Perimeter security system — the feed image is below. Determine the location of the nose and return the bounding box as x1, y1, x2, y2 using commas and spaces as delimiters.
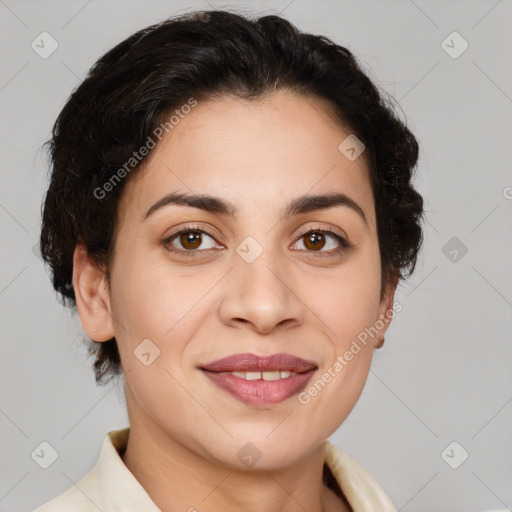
217, 251, 305, 335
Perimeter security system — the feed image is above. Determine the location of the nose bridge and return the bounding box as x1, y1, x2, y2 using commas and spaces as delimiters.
236, 236, 288, 306
218, 234, 303, 333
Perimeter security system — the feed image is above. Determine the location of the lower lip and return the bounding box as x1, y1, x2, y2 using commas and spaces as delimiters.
202, 370, 316, 406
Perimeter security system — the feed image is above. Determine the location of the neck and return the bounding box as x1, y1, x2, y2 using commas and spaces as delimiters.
121, 393, 350, 512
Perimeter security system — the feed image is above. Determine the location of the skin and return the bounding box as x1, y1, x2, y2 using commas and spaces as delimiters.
73, 90, 397, 512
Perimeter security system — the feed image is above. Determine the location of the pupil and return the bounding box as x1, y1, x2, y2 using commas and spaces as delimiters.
182, 231, 201, 248
307, 232, 324, 250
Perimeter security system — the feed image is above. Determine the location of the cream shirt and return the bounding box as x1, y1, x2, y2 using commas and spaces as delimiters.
34, 427, 397, 511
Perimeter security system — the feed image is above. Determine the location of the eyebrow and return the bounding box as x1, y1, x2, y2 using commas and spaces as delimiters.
142, 191, 368, 227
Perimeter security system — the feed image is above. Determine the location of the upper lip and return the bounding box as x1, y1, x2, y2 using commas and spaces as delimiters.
200, 353, 318, 373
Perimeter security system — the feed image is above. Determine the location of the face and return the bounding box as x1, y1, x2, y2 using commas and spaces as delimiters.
74, 90, 396, 470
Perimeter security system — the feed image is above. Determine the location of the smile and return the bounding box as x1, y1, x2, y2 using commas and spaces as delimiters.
217, 370, 297, 380
202, 368, 316, 406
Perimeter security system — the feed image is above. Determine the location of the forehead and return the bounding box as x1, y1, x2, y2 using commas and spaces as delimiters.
118, 91, 375, 229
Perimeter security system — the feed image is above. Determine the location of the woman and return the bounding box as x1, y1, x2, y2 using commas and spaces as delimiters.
35, 9, 424, 511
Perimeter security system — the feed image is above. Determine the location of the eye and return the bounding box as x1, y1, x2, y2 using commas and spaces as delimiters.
162, 225, 350, 259
292, 228, 350, 255
162, 226, 223, 257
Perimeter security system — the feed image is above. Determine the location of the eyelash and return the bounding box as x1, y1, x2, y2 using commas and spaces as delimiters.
162, 225, 350, 258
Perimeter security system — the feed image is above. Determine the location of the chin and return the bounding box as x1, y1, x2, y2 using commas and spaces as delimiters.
206, 433, 316, 472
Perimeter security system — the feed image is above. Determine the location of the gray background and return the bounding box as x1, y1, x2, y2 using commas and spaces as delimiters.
1, 0, 511, 511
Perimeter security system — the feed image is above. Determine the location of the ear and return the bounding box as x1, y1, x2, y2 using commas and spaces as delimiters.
374, 274, 399, 349
72, 243, 115, 342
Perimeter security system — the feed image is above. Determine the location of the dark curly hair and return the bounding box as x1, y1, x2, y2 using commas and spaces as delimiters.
39, 9, 424, 385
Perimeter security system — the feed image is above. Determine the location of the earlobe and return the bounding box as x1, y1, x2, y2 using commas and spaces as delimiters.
72, 244, 115, 342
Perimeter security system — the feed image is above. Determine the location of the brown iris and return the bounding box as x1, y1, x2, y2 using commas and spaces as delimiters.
303, 232, 326, 251
179, 231, 202, 250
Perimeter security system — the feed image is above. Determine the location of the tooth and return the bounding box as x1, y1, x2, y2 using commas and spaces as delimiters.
215, 370, 300, 380
262, 371, 281, 381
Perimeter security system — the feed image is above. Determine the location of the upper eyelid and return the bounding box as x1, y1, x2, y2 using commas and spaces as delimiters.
167, 225, 221, 242
296, 224, 346, 239
165, 225, 347, 248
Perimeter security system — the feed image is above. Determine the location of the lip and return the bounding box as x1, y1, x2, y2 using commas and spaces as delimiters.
200, 352, 318, 406
200, 352, 318, 373
202, 369, 316, 406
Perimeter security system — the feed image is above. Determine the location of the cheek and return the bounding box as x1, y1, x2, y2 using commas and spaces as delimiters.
109, 267, 200, 423
110, 254, 202, 340
297, 245, 381, 407
306, 249, 382, 345
108, 258, 215, 393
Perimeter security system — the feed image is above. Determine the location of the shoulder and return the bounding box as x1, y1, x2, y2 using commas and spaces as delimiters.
33, 428, 141, 512
33, 490, 95, 512
324, 440, 397, 512
33, 442, 113, 512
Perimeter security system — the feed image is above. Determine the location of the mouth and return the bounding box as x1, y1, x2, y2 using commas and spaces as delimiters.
199, 352, 318, 406
200, 352, 318, 373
